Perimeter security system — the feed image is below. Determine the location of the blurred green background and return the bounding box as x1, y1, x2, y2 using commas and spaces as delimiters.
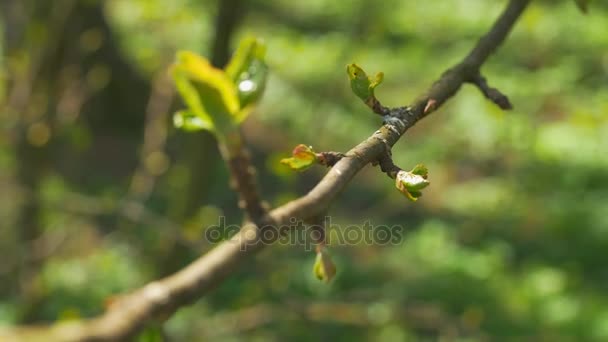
1, 0, 607, 340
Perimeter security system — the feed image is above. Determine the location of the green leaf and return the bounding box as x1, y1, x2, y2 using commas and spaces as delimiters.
398, 170, 429, 191
313, 248, 336, 283
395, 166, 430, 202
280, 144, 318, 171
574, 0, 589, 13
346, 63, 384, 101
171, 51, 240, 135
411, 164, 429, 178
173, 110, 213, 131
225, 37, 268, 119
225, 37, 266, 81
370, 71, 384, 91
171, 68, 214, 132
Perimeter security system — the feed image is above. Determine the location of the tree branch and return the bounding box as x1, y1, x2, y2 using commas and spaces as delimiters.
0, 0, 531, 340
469, 73, 513, 110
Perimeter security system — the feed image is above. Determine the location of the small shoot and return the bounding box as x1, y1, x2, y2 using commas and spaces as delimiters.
171, 51, 239, 136
281, 144, 318, 171
313, 247, 337, 283
173, 110, 213, 132
225, 37, 268, 120
347, 63, 384, 110
395, 164, 430, 202
171, 37, 268, 139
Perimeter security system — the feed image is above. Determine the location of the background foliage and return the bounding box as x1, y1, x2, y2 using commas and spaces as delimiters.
1, 0, 607, 340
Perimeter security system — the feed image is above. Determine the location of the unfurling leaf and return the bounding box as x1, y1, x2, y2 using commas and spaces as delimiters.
281, 144, 318, 171
346, 63, 384, 102
225, 37, 268, 121
313, 248, 336, 283
574, 0, 589, 13
225, 37, 266, 81
173, 110, 213, 131
171, 51, 240, 135
171, 38, 269, 136
410, 164, 429, 177
395, 165, 430, 202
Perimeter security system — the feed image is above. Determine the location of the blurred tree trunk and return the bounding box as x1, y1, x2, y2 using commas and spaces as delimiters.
173, 0, 245, 220
2, 0, 150, 323
2, 0, 71, 322
4, 0, 247, 319
163, 0, 246, 275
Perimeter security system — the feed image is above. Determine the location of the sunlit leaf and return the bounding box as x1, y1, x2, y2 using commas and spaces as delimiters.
346, 63, 384, 101
173, 110, 213, 131
398, 170, 429, 191
370, 71, 384, 91
171, 68, 214, 131
280, 144, 318, 171
395, 165, 430, 202
225, 37, 268, 121
411, 164, 429, 178
313, 248, 336, 283
171, 51, 240, 134
225, 37, 266, 81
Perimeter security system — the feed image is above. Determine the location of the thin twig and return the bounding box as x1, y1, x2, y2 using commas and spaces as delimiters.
469, 73, 513, 109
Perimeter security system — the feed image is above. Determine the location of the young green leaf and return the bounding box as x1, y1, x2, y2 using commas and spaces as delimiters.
225, 37, 266, 81
346, 63, 384, 101
410, 164, 429, 178
225, 37, 268, 116
280, 144, 318, 171
171, 68, 214, 132
173, 110, 213, 131
395, 165, 430, 202
171, 51, 240, 135
313, 248, 336, 283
